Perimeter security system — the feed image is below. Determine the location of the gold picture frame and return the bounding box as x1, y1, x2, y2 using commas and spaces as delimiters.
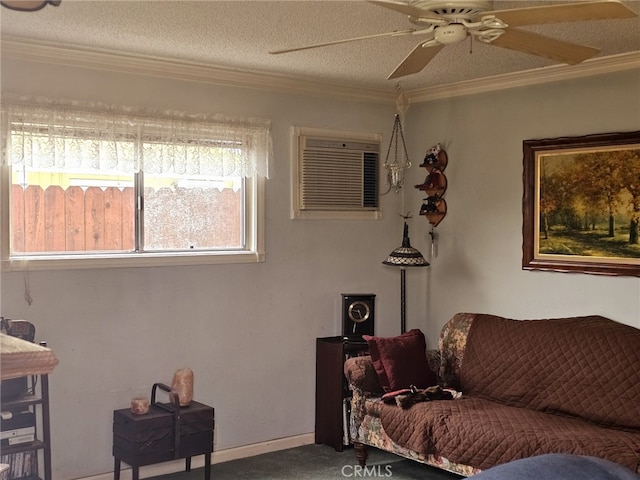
522, 131, 640, 277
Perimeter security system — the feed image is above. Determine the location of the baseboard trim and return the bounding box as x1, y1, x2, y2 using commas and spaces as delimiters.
82, 433, 315, 480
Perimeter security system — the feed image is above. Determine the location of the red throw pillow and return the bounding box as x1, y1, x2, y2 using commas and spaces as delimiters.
363, 329, 436, 392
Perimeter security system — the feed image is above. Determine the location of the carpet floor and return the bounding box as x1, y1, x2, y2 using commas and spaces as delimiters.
151, 444, 463, 480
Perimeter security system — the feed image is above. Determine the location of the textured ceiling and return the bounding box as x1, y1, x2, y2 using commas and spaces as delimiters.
1, 0, 639, 94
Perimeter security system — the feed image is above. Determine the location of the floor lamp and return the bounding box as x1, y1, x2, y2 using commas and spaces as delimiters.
383, 222, 429, 334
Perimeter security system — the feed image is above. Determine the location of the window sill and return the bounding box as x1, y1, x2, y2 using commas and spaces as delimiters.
2, 251, 265, 272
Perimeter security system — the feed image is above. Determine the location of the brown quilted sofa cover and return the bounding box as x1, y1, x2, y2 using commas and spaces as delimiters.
344, 313, 640, 475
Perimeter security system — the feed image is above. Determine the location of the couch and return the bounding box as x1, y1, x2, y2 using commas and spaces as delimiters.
343, 313, 640, 476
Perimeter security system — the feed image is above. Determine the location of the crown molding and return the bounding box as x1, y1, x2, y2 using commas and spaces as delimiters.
1, 37, 638, 106
0, 37, 396, 104
406, 51, 640, 103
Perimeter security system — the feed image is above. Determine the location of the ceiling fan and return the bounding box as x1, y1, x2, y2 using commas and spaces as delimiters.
269, 0, 637, 80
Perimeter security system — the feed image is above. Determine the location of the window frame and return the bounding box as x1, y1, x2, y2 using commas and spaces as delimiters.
1, 143, 265, 273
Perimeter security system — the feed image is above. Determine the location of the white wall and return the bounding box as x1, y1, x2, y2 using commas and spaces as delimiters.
0, 58, 408, 479
404, 69, 640, 344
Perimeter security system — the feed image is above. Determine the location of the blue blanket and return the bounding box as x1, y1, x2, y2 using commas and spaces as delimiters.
471, 454, 639, 480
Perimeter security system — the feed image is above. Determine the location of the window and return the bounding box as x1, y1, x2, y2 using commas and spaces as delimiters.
1, 98, 271, 270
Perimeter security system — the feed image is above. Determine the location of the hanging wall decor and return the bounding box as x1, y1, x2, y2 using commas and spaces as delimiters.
415, 143, 448, 258
415, 143, 448, 227
522, 131, 640, 277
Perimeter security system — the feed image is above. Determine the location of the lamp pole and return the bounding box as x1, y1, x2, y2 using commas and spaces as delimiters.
400, 267, 406, 334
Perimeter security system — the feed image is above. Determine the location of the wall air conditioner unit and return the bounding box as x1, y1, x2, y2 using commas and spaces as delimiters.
292, 127, 381, 220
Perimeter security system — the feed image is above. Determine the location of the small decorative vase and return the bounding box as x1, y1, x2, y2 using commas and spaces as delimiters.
171, 368, 194, 406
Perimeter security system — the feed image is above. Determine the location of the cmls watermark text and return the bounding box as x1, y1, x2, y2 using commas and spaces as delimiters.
341, 465, 394, 477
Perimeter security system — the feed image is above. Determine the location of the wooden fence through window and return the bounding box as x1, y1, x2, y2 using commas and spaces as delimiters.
11, 185, 135, 253
11, 185, 241, 253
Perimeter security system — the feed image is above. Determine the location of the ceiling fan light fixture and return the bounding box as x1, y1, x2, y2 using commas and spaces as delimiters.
434, 23, 467, 44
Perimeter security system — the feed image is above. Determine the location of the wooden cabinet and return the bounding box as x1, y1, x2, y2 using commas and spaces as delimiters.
315, 337, 368, 451
112, 385, 214, 480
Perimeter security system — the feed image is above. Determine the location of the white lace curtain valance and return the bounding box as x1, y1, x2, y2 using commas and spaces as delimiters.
2, 96, 272, 178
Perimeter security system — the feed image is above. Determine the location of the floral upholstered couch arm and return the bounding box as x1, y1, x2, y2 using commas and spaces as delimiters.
437, 313, 477, 389
343, 355, 382, 429
344, 355, 383, 394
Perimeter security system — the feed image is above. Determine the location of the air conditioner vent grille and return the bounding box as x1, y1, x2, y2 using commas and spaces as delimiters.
292, 130, 381, 219
298, 138, 379, 212
302, 149, 364, 209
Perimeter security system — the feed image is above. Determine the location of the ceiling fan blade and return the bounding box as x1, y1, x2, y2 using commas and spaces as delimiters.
368, 0, 442, 21
490, 28, 600, 65
486, 0, 637, 27
387, 42, 445, 79
269, 29, 416, 54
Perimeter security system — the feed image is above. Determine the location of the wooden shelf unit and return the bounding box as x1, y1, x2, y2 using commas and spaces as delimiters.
315, 337, 368, 451
1, 374, 52, 480
1, 330, 57, 480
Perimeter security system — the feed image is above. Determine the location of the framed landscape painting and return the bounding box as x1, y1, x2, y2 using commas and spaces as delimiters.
522, 131, 640, 277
